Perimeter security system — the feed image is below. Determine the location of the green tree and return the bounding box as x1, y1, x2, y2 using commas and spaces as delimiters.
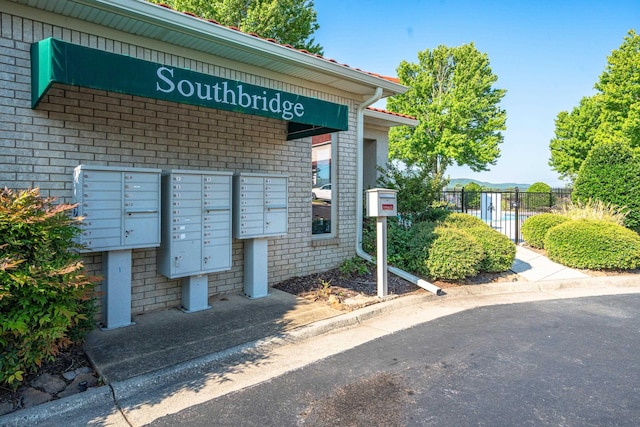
147, 0, 322, 54
549, 95, 603, 181
550, 30, 640, 181
527, 182, 551, 193
387, 43, 507, 176
573, 141, 640, 232
463, 181, 482, 210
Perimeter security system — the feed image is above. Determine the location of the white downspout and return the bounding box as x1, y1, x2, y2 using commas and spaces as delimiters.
355, 89, 443, 296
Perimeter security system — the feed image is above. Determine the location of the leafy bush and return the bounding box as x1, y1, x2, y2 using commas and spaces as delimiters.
465, 225, 516, 272
376, 161, 448, 221
339, 257, 369, 277
573, 141, 640, 232
364, 212, 515, 280
521, 213, 571, 249
362, 217, 424, 270
405, 221, 438, 274
422, 227, 484, 280
0, 188, 97, 388
544, 219, 640, 269
441, 213, 515, 272
441, 212, 487, 228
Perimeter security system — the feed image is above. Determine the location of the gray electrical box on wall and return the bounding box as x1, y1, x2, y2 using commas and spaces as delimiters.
157, 170, 233, 279
73, 165, 161, 252
233, 173, 288, 239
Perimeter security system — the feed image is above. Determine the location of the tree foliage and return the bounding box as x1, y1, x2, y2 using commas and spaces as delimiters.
147, 0, 322, 54
572, 141, 640, 232
549, 30, 640, 181
387, 43, 507, 175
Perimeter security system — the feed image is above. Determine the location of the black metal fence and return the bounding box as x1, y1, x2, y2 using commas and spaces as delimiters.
439, 188, 572, 243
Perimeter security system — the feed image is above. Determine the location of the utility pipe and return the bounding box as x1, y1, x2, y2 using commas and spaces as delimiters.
354, 88, 443, 296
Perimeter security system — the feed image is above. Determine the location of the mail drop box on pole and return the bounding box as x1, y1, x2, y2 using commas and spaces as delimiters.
73, 165, 161, 252
157, 170, 233, 278
366, 188, 398, 217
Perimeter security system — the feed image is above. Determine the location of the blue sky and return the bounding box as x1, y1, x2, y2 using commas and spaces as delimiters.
313, 0, 640, 187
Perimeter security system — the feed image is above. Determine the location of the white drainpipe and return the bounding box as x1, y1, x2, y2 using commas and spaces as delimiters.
355, 88, 443, 296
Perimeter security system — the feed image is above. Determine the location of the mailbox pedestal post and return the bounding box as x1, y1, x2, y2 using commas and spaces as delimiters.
366, 188, 398, 298
376, 216, 388, 297
102, 249, 133, 329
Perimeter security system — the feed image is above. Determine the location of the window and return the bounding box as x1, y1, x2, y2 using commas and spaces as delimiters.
311, 134, 335, 235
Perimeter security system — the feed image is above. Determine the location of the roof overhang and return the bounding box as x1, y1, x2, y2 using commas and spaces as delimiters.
364, 108, 418, 128
7, 0, 407, 100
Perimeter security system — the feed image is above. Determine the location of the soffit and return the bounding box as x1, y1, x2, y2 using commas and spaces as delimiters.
8, 0, 406, 98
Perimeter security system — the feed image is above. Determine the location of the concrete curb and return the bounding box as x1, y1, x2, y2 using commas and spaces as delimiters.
3, 274, 640, 426
0, 386, 114, 427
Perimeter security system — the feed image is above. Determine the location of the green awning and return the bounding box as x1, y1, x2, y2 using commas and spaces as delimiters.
31, 38, 348, 139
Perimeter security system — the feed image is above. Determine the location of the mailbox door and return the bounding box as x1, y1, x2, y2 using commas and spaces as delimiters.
76, 169, 122, 251
171, 239, 202, 276
122, 172, 160, 247
202, 173, 232, 272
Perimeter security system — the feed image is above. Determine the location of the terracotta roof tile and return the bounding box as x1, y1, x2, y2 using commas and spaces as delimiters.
366, 107, 415, 120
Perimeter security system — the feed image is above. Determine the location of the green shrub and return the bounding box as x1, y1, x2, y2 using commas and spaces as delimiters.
405, 221, 438, 274
441, 213, 515, 272
0, 188, 97, 388
376, 161, 448, 221
339, 257, 369, 277
573, 141, 640, 232
422, 227, 484, 280
521, 213, 571, 249
544, 219, 640, 269
465, 226, 516, 272
365, 212, 514, 280
441, 212, 487, 228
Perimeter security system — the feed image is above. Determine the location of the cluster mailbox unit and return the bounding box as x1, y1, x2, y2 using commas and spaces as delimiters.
72, 166, 288, 327
157, 170, 233, 312
233, 173, 288, 298
73, 165, 161, 329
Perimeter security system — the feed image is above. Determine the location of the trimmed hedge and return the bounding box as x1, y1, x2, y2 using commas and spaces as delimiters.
544, 219, 640, 269
465, 225, 516, 272
441, 212, 487, 228
364, 212, 516, 281
521, 213, 571, 249
442, 213, 515, 272
423, 226, 484, 280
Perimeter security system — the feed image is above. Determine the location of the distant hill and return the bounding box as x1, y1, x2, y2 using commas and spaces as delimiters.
447, 178, 530, 190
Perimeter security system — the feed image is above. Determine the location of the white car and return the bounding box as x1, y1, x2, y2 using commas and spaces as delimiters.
312, 183, 331, 201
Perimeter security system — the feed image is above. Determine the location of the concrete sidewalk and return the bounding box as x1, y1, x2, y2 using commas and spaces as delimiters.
512, 245, 590, 282
2, 247, 639, 426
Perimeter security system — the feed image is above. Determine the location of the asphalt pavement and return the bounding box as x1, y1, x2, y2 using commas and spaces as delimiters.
2, 246, 639, 426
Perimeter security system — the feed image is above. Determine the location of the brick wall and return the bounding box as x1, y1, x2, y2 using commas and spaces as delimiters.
0, 10, 359, 316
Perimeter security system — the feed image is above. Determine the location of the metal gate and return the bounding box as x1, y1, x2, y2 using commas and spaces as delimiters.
439, 188, 572, 243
